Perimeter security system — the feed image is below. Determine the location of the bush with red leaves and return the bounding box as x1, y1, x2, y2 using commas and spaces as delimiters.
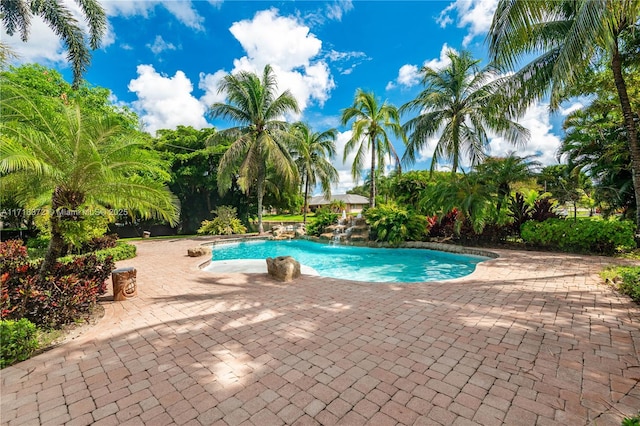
1, 240, 113, 329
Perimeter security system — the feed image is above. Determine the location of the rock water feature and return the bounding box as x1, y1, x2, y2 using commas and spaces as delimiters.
320, 215, 369, 243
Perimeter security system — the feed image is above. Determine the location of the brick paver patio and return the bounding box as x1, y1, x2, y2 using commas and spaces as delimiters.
1, 238, 639, 425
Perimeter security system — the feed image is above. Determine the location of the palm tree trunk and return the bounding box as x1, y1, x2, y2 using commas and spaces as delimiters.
40, 213, 64, 277
370, 140, 376, 208
303, 174, 310, 224
257, 167, 265, 234
611, 43, 640, 231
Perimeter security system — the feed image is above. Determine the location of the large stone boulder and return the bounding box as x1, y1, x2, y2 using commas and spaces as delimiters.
187, 247, 210, 257
295, 225, 306, 237
266, 256, 301, 282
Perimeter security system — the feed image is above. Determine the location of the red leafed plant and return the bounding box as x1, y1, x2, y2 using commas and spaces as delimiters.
1, 240, 114, 329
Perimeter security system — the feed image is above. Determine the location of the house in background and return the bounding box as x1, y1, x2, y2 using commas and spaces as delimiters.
308, 194, 369, 213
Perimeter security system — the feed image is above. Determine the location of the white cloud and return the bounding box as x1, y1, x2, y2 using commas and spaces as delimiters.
127, 9, 339, 135
103, 1, 204, 31
230, 9, 321, 71
559, 102, 584, 116
326, 49, 369, 75
147, 35, 178, 55
198, 70, 229, 106
128, 65, 210, 135
423, 44, 457, 70
437, 0, 499, 46
387, 44, 456, 90
228, 9, 335, 112
325, 0, 354, 21
304, 0, 354, 26
2, 18, 66, 67
331, 130, 361, 194
487, 102, 561, 165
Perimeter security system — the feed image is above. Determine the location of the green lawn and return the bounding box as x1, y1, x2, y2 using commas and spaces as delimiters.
262, 214, 310, 222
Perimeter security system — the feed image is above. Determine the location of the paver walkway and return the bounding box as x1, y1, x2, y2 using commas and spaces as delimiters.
1, 238, 639, 426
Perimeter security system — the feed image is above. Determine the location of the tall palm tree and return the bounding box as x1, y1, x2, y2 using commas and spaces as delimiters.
488, 0, 640, 228
1, 0, 106, 88
341, 89, 404, 208
0, 84, 180, 275
291, 122, 338, 223
209, 65, 300, 234
401, 50, 529, 174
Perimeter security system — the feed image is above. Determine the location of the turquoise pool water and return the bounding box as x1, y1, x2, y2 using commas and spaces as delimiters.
210, 239, 488, 283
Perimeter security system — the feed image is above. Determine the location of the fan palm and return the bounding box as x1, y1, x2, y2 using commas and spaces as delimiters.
488, 0, 640, 228
1, 0, 106, 88
401, 50, 528, 174
0, 84, 179, 275
290, 122, 338, 223
341, 90, 404, 208
209, 65, 300, 234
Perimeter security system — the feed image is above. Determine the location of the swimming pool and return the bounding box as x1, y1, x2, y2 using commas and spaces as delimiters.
207, 239, 489, 283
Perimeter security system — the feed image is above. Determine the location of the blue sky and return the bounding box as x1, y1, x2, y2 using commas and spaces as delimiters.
4, 0, 579, 193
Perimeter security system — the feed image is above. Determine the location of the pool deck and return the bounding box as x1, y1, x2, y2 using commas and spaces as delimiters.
1, 237, 639, 426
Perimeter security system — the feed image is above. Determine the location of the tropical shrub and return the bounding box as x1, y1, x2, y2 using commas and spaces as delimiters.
0, 318, 39, 368
531, 197, 558, 222
198, 206, 247, 235
81, 234, 118, 253
307, 207, 338, 236
602, 266, 640, 304
365, 204, 427, 245
1, 240, 114, 328
521, 218, 636, 254
508, 193, 532, 235
58, 241, 136, 263
427, 210, 462, 239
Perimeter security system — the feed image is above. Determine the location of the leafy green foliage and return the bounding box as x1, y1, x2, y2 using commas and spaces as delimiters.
210, 65, 300, 233
59, 242, 136, 263
341, 89, 404, 208
1, 240, 114, 328
152, 126, 236, 233
306, 208, 338, 237
92, 243, 136, 262
617, 268, 640, 303
401, 50, 528, 173
1, 76, 179, 273
621, 413, 640, 426
521, 219, 636, 255
0, 1, 106, 88
0, 318, 39, 368
198, 206, 247, 236
602, 265, 640, 305
365, 204, 427, 245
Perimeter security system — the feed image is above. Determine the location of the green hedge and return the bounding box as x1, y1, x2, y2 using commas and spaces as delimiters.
0, 319, 39, 368
521, 218, 636, 255
58, 241, 136, 263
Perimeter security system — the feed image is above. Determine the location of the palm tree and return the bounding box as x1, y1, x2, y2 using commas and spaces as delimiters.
208, 65, 300, 234
341, 89, 404, 208
488, 0, 640, 228
1, 0, 106, 88
0, 84, 180, 275
401, 50, 529, 174
474, 153, 540, 214
290, 122, 338, 223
